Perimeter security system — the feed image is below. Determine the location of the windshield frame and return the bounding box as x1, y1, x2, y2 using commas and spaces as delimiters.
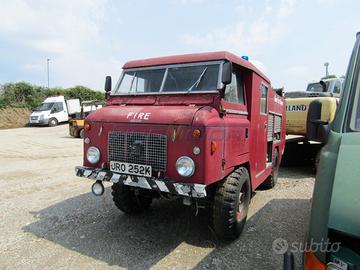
111, 60, 224, 96
306, 81, 331, 93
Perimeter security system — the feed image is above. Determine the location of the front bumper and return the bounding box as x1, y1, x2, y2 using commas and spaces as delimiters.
29, 118, 49, 125
75, 166, 207, 198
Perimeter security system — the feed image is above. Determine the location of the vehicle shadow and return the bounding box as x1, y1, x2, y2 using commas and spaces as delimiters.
279, 165, 315, 180
23, 188, 310, 269
194, 198, 310, 270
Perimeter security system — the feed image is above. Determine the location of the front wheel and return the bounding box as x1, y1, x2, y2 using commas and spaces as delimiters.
212, 166, 251, 240
48, 118, 58, 127
111, 183, 152, 214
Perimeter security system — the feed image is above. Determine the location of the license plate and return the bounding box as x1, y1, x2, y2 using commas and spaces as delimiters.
110, 161, 152, 177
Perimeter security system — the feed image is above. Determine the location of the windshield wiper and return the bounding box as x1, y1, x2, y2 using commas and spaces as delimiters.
187, 67, 208, 92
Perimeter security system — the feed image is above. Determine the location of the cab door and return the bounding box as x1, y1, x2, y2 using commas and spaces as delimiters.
51, 102, 68, 123
221, 69, 249, 168
256, 83, 269, 175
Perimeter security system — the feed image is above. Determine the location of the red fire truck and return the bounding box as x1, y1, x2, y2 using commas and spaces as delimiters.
75, 51, 286, 240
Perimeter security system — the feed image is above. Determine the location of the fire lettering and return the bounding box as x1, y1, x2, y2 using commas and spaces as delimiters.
126, 112, 151, 120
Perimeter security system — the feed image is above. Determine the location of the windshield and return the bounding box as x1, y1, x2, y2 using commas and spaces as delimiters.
306, 81, 330, 92
35, 102, 54, 111
114, 62, 221, 94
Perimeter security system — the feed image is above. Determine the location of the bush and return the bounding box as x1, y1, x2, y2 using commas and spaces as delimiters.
0, 82, 105, 109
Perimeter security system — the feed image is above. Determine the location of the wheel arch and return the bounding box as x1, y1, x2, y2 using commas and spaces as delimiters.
206, 162, 253, 197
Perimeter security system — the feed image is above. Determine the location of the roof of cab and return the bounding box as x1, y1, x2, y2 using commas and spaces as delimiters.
123, 51, 270, 83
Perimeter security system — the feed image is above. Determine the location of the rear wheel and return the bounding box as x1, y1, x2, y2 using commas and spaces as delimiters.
48, 118, 58, 127
111, 183, 152, 214
212, 166, 251, 240
260, 148, 280, 189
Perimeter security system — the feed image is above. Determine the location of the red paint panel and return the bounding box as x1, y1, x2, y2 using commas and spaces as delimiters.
86, 105, 202, 126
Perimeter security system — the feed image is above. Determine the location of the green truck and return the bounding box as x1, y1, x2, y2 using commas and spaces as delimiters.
285, 32, 360, 270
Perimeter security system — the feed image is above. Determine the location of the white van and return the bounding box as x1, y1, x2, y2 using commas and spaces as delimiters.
29, 96, 81, 127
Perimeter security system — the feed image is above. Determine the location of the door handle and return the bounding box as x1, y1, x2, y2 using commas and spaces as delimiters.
264, 122, 267, 128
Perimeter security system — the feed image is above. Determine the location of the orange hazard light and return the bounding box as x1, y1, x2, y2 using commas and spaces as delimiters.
84, 123, 91, 131
211, 141, 217, 154
192, 129, 201, 138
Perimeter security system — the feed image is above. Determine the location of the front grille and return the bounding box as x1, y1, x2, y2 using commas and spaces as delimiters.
31, 116, 39, 120
108, 132, 167, 172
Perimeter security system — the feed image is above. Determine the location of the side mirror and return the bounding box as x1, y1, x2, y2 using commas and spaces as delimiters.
105, 76, 112, 93
222, 62, 232, 85
320, 80, 327, 92
307, 100, 329, 143
274, 87, 284, 97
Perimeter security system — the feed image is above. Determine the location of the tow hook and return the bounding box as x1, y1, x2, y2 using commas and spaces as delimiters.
91, 181, 105, 196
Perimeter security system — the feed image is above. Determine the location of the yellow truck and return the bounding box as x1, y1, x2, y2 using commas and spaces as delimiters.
284, 76, 344, 168
69, 101, 104, 138
286, 77, 343, 135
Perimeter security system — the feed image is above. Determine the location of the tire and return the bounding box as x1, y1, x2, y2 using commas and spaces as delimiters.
260, 148, 280, 189
314, 149, 321, 173
48, 118, 58, 127
111, 183, 152, 214
213, 166, 251, 240
79, 129, 84, 139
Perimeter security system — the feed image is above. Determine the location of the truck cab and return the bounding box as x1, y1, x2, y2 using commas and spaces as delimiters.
283, 33, 360, 270
305, 76, 344, 97
29, 96, 80, 127
75, 51, 286, 239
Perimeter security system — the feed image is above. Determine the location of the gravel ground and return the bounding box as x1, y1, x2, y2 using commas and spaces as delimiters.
0, 125, 315, 270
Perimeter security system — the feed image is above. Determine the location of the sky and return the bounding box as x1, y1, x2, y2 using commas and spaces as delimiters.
0, 0, 359, 91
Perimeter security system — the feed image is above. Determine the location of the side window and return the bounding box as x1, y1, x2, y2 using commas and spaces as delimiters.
260, 84, 268, 114
54, 102, 63, 112
224, 72, 246, 105
333, 80, 341, 94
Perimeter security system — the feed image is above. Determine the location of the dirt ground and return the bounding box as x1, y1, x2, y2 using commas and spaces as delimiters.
0, 125, 315, 270
0, 107, 31, 129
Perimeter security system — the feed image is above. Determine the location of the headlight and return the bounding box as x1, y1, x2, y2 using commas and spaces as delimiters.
87, 146, 100, 164
176, 156, 195, 177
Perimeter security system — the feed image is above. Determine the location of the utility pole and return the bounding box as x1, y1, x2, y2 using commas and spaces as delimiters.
47, 58, 50, 88
324, 62, 329, 77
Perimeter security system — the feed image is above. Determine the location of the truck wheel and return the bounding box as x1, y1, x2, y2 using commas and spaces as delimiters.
79, 129, 84, 139
213, 166, 251, 240
111, 183, 152, 214
48, 118, 58, 127
261, 148, 280, 189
